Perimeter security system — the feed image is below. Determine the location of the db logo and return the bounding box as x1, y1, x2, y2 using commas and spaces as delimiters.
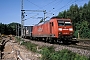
38, 27, 43, 32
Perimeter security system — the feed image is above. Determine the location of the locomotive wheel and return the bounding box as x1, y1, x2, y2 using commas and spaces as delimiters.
58, 40, 63, 44
45, 37, 49, 43
37, 37, 40, 41
44, 38, 47, 43
38, 37, 42, 41
57, 38, 64, 44
49, 37, 54, 44
30, 37, 33, 40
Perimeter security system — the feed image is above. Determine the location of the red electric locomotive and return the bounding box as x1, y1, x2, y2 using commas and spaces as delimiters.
32, 17, 74, 43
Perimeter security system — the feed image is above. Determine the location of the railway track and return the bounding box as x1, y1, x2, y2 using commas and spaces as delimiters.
68, 44, 90, 50
25, 38, 90, 50
63, 39, 90, 51
24, 38, 90, 57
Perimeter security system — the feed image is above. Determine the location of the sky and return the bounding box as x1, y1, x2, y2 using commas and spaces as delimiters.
0, 0, 89, 26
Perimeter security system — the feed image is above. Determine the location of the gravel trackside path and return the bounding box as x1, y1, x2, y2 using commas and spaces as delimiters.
2, 40, 41, 60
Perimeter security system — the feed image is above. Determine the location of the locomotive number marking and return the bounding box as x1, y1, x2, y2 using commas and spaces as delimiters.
63, 29, 68, 30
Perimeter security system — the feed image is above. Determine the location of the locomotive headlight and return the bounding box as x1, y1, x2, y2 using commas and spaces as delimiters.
70, 32, 73, 34
59, 32, 62, 34
58, 28, 62, 31
69, 28, 73, 31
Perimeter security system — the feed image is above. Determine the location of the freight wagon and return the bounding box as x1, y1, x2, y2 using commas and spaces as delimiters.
23, 26, 33, 39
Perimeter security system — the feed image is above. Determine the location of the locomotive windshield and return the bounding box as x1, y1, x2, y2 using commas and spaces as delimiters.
58, 20, 64, 26
58, 20, 72, 26
65, 21, 72, 26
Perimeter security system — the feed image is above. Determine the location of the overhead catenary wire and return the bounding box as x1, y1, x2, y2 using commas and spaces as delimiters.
26, 0, 42, 9
46, 0, 64, 17
24, 13, 39, 20
41, 0, 57, 9
50, 0, 81, 15
25, 0, 56, 17
50, 0, 63, 9
25, 0, 62, 14
26, 0, 59, 10
25, 0, 70, 23
51, 0, 73, 13
24, 0, 85, 25
25, 0, 86, 16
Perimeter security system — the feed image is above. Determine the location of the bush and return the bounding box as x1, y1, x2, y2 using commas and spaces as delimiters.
15, 37, 21, 42
40, 46, 55, 60
40, 48, 89, 60
73, 30, 78, 38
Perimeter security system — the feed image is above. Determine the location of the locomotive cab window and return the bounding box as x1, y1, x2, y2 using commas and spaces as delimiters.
58, 20, 64, 26
50, 22, 54, 26
52, 22, 53, 26
58, 20, 72, 26
65, 21, 72, 26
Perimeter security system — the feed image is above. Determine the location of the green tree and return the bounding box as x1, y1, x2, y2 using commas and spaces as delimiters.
0, 22, 21, 35
57, 1, 90, 39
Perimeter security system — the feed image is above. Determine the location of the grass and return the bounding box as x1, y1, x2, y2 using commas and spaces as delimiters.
21, 41, 37, 52
15, 37, 37, 52
15, 37, 21, 42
